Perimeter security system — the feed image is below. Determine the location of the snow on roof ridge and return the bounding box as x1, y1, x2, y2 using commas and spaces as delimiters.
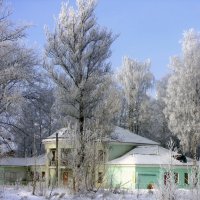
0, 154, 46, 166
111, 126, 159, 145
44, 126, 159, 145
107, 145, 193, 166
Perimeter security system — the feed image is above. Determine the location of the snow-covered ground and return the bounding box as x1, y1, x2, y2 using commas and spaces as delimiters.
0, 185, 196, 200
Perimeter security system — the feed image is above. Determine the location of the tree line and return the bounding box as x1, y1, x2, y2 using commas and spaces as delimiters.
0, 0, 199, 163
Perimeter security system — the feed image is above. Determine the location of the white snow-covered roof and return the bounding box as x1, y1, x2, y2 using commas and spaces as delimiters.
0, 154, 46, 166
43, 126, 159, 145
46, 128, 69, 139
109, 127, 159, 145
26, 154, 46, 166
108, 145, 193, 166
0, 157, 27, 166
42, 128, 72, 143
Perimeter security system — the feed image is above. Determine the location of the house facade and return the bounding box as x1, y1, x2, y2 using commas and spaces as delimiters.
106, 145, 193, 189
42, 126, 194, 189
0, 126, 195, 189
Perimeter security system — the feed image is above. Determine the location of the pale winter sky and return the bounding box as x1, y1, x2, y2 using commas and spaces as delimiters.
9, 0, 200, 80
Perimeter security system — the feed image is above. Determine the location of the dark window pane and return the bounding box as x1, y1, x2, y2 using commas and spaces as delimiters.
184, 173, 189, 184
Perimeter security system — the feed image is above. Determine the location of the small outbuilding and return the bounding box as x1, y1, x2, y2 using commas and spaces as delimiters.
0, 155, 46, 185
107, 145, 193, 189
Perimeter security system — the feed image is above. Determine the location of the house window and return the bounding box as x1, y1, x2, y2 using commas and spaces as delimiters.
61, 148, 72, 165
51, 149, 56, 161
0, 172, 3, 179
50, 149, 56, 166
98, 150, 104, 161
42, 171, 45, 179
5, 172, 16, 181
164, 172, 179, 185
5, 172, 9, 180
174, 173, 178, 184
164, 172, 169, 185
98, 172, 103, 183
35, 172, 40, 181
184, 173, 189, 184
30, 171, 34, 180
11, 172, 16, 180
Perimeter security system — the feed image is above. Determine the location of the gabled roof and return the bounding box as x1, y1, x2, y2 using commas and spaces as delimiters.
42, 128, 71, 143
0, 154, 46, 167
46, 128, 69, 139
27, 154, 46, 166
109, 127, 159, 145
43, 126, 159, 145
108, 145, 193, 166
0, 157, 27, 166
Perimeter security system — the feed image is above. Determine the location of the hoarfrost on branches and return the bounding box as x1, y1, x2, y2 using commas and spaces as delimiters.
117, 56, 154, 134
0, 0, 37, 156
44, 0, 116, 191
164, 29, 200, 157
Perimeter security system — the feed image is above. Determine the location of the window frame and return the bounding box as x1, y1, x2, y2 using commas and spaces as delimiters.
184, 172, 189, 185
98, 150, 104, 162
98, 172, 103, 183
164, 172, 179, 185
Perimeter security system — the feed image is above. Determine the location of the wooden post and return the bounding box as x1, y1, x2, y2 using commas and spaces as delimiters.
32, 133, 37, 195
56, 133, 59, 186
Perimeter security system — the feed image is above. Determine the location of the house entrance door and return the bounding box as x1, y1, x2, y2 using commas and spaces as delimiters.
63, 171, 68, 186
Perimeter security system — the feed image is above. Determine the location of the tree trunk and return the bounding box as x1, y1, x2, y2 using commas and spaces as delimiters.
79, 92, 85, 165
128, 104, 134, 132
192, 134, 197, 166
76, 91, 86, 191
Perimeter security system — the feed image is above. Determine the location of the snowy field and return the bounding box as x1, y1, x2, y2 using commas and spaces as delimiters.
0, 185, 196, 200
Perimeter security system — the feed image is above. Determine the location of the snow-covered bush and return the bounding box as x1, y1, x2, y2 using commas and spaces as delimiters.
155, 171, 178, 200
155, 139, 179, 200
188, 164, 200, 200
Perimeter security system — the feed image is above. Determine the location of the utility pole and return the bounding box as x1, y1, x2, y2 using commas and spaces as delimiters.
32, 133, 37, 195
56, 133, 58, 186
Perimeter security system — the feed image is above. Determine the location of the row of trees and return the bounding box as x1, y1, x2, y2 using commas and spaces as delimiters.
0, 0, 61, 157
0, 0, 199, 182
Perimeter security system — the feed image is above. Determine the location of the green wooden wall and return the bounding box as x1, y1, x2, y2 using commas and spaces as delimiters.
0, 165, 46, 185
108, 144, 134, 161
0, 166, 27, 185
106, 165, 136, 189
158, 167, 191, 189
106, 164, 193, 189
135, 166, 160, 189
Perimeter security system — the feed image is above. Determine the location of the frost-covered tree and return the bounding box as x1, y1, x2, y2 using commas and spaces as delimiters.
60, 124, 106, 191
14, 81, 58, 157
44, 0, 115, 132
92, 76, 121, 134
165, 29, 200, 158
117, 56, 154, 134
137, 97, 164, 141
149, 76, 173, 146
0, 0, 37, 156
189, 164, 200, 200
44, 0, 115, 191
155, 139, 179, 200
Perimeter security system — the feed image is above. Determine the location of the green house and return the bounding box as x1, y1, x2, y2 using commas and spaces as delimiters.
107, 145, 193, 189
42, 126, 194, 189
0, 126, 195, 189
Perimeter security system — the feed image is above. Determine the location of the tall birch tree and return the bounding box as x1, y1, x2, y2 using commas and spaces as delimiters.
165, 29, 200, 158
117, 56, 154, 134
